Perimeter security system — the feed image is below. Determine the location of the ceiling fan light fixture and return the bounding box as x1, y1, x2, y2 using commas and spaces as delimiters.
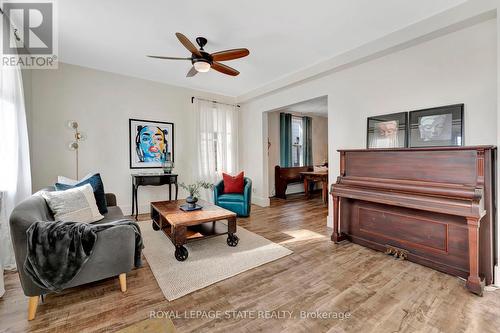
193, 60, 210, 73
148, 33, 248, 77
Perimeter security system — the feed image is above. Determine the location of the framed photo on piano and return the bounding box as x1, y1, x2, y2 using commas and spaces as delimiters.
367, 112, 408, 149
408, 104, 464, 148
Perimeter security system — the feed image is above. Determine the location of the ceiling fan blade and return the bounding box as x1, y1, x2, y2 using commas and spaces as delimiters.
147, 55, 192, 60
212, 61, 240, 76
211, 48, 250, 61
175, 32, 202, 57
186, 66, 198, 77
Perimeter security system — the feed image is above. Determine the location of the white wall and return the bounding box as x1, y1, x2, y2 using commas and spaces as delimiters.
267, 111, 328, 196
29, 63, 234, 214
240, 19, 497, 214
312, 115, 328, 165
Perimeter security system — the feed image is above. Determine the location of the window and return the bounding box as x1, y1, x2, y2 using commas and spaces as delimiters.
291, 116, 303, 166
196, 100, 238, 183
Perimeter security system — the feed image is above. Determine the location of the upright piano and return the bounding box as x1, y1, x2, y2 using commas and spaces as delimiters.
331, 146, 496, 295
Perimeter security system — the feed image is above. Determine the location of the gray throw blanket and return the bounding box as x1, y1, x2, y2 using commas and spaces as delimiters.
24, 219, 143, 292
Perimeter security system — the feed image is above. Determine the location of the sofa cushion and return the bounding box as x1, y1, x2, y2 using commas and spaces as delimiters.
57, 173, 94, 186
41, 184, 104, 223
94, 206, 125, 225
218, 193, 244, 202
55, 173, 108, 215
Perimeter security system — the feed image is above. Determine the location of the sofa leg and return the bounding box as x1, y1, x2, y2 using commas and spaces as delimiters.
28, 296, 39, 321
119, 273, 127, 292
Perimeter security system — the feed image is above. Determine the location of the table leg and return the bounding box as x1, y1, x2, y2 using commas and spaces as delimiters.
175, 182, 178, 200
227, 216, 239, 246
172, 225, 188, 261
131, 183, 135, 218
304, 177, 310, 199
169, 183, 172, 201
134, 186, 139, 220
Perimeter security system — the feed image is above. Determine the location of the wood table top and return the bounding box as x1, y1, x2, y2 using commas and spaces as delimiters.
150, 200, 236, 226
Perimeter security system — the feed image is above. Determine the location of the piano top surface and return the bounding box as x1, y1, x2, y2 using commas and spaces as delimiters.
337, 145, 495, 153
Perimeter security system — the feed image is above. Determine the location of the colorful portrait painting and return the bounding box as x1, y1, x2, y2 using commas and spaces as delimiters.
129, 119, 174, 168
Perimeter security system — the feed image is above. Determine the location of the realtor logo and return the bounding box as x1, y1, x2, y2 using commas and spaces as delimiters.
1, 0, 58, 68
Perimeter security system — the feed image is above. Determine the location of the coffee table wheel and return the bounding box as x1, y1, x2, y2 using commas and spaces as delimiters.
227, 234, 239, 247
152, 221, 160, 231
175, 246, 188, 261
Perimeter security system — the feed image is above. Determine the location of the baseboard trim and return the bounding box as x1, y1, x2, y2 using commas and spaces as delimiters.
253, 195, 270, 207
121, 204, 150, 217
327, 215, 333, 228
495, 265, 500, 286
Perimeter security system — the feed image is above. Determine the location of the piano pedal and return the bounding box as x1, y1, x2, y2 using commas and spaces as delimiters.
385, 245, 408, 260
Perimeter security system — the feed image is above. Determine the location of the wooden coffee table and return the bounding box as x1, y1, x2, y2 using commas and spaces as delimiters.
150, 200, 238, 261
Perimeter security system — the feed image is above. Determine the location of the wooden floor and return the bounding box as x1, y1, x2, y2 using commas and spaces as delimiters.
1, 194, 500, 333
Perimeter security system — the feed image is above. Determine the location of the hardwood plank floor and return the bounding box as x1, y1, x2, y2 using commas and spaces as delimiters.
1, 193, 500, 333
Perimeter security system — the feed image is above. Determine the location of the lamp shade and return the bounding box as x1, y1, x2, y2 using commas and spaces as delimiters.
67, 120, 78, 130
194, 61, 210, 73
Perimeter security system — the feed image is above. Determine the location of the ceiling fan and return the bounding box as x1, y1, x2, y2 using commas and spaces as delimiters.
147, 32, 250, 77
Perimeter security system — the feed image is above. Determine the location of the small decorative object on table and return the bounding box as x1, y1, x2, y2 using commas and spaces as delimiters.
162, 159, 174, 174
179, 181, 213, 211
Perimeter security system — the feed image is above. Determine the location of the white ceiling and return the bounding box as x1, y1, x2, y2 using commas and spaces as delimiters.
272, 96, 328, 117
59, 0, 466, 97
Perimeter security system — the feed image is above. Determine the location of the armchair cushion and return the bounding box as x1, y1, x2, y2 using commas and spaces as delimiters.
218, 193, 244, 202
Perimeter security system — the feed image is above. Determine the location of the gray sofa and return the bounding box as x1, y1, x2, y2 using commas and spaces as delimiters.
9, 188, 137, 320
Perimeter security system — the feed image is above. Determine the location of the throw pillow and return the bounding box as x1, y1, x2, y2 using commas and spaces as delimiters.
55, 173, 108, 214
223, 171, 245, 194
57, 173, 94, 186
42, 184, 104, 223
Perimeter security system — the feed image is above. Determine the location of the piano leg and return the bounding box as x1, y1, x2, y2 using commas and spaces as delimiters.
466, 217, 484, 296
331, 195, 346, 243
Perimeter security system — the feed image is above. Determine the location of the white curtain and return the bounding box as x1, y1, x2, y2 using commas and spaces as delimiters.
194, 99, 238, 199
0, 57, 32, 297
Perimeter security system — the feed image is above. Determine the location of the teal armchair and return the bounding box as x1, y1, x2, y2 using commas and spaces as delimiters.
214, 177, 252, 217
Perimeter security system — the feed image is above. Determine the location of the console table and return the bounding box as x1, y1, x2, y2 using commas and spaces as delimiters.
131, 173, 178, 220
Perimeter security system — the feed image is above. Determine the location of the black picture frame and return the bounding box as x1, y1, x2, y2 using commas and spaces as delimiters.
408, 104, 464, 148
366, 112, 408, 149
129, 118, 175, 169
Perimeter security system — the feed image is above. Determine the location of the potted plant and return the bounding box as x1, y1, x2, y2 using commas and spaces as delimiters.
179, 181, 214, 209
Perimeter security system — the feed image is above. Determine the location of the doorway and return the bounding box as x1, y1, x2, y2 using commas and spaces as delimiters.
264, 96, 328, 202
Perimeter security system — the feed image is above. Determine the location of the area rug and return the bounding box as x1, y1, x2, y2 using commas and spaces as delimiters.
139, 221, 293, 301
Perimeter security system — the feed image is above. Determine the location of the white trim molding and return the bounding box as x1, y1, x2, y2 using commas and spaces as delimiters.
495, 265, 500, 286
252, 195, 270, 207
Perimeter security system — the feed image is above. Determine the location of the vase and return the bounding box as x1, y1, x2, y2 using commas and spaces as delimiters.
186, 196, 198, 209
